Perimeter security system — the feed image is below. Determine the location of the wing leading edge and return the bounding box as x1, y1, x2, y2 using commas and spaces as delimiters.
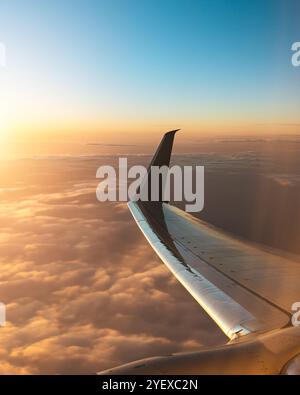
128, 131, 300, 340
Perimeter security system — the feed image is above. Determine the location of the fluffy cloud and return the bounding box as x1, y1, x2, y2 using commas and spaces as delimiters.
2, 140, 299, 374
0, 157, 224, 374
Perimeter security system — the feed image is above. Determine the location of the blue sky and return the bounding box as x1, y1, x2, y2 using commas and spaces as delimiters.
0, 0, 300, 144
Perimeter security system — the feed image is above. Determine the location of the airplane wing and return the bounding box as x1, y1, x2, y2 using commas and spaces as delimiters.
128, 130, 300, 341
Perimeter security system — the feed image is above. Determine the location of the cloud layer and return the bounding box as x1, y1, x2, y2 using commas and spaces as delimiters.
0, 157, 224, 374
1, 138, 300, 374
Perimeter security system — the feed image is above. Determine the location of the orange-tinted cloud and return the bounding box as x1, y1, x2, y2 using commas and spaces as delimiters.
0, 156, 224, 374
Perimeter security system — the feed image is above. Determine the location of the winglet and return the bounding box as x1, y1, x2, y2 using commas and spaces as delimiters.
148, 129, 180, 170
136, 130, 180, 203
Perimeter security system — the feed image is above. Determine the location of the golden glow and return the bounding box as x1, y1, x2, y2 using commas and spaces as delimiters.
1, 63, 300, 156
0, 110, 10, 154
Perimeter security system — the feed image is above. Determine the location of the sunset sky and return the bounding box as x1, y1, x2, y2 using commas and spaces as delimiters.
1, 1, 300, 374
0, 0, 300, 153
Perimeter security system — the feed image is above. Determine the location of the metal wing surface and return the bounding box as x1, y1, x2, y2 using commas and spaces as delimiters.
128, 131, 300, 340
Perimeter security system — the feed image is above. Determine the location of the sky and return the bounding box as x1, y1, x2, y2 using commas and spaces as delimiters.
0, 0, 300, 154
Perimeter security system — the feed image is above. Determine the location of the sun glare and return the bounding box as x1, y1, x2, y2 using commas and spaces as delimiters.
0, 119, 10, 154
0, 69, 13, 155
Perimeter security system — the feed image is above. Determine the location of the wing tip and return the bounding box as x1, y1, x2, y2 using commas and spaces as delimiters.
164, 129, 180, 136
